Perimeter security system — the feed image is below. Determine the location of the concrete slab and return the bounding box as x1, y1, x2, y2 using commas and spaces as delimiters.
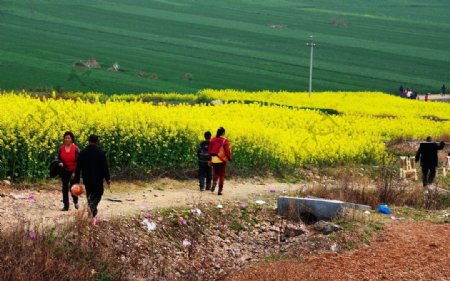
342, 202, 371, 211
277, 196, 372, 221
277, 196, 344, 221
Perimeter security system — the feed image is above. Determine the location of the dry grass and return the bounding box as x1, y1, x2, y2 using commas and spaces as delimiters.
0, 210, 123, 281
296, 159, 450, 210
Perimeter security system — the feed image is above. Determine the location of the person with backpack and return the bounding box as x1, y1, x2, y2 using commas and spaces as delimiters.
197, 131, 212, 191
208, 127, 232, 195
57, 131, 80, 211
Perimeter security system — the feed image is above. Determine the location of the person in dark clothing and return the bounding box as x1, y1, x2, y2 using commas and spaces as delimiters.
197, 131, 212, 191
442, 84, 446, 96
415, 136, 445, 187
75, 135, 111, 218
208, 127, 232, 195
58, 131, 80, 211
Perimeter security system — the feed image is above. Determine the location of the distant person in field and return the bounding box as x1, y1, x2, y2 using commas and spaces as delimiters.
208, 127, 232, 195
75, 135, 111, 220
442, 84, 446, 96
58, 131, 80, 211
425, 93, 429, 101
406, 89, 412, 98
197, 131, 212, 191
399, 85, 404, 95
415, 136, 445, 187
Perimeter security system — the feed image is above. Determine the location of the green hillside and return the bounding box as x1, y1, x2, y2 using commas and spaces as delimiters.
0, 0, 449, 94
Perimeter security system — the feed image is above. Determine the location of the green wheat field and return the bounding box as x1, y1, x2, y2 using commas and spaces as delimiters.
0, 0, 449, 94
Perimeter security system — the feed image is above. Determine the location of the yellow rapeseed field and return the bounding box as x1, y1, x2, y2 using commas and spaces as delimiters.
1, 91, 449, 180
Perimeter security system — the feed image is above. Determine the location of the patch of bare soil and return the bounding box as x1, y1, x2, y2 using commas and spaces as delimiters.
226, 221, 450, 281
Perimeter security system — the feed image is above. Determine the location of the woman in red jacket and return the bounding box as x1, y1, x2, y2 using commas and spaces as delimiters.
208, 127, 232, 195
58, 131, 80, 211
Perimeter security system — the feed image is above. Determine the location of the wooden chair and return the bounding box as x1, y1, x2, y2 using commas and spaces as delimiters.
437, 156, 450, 177
399, 156, 418, 180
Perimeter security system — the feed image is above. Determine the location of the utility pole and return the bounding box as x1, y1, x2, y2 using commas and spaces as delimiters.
307, 35, 315, 98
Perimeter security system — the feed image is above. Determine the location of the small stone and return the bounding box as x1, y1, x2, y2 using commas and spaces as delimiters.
269, 226, 280, 232
330, 243, 338, 252
9, 193, 26, 200
313, 221, 342, 235
283, 223, 307, 237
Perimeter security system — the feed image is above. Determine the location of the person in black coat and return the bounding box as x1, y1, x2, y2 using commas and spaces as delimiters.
415, 136, 445, 187
75, 135, 111, 218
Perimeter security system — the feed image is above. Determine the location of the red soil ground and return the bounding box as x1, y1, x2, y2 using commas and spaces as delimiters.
227, 221, 450, 281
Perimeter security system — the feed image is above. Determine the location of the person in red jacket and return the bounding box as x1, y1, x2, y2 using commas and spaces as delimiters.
58, 131, 80, 211
208, 127, 232, 195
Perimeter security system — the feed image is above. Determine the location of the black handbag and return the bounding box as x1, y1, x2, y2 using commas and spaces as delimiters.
49, 159, 63, 178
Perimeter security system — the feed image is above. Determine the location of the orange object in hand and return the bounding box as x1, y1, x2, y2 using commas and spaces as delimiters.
70, 184, 84, 196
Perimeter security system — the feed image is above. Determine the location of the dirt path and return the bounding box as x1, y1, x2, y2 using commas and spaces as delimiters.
0, 178, 301, 229
425, 94, 450, 102
226, 221, 450, 281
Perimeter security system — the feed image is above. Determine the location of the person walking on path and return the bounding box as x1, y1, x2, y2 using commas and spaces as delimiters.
75, 135, 111, 219
208, 127, 232, 195
58, 131, 80, 211
441, 84, 446, 96
197, 131, 212, 191
415, 136, 445, 187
